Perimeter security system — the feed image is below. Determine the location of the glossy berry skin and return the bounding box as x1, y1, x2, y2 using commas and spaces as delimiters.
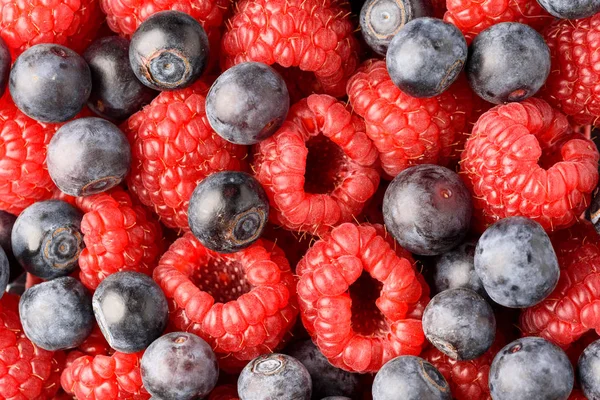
373, 356, 451, 400
489, 337, 574, 400
188, 171, 269, 254
578, 339, 600, 399
0, 247, 8, 297
386, 18, 467, 98
238, 353, 312, 400
0, 37, 9, 97
537, 0, 600, 19
383, 164, 472, 256
141, 332, 219, 400
360, 0, 432, 56
93, 271, 168, 353
84, 36, 158, 121
19, 276, 93, 351
206, 62, 290, 145
9, 44, 91, 122
12, 200, 84, 280
130, 11, 209, 91
0, 210, 20, 282
466, 23, 550, 104
433, 240, 486, 297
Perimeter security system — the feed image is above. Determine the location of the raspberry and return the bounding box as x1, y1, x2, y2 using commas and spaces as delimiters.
431, 0, 447, 18
221, 0, 359, 98
347, 60, 480, 178
569, 389, 588, 400
460, 98, 599, 233
124, 79, 248, 230
153, 232, 298, 371
208, 385, 239, 400
296, 222, 428, 373
253, 94, 380, 235
75, 325, 110, 357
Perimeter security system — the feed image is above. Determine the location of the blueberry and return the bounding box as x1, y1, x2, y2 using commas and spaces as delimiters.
386, 17, 467, 98
9, 44, 91, 122
188, 171, 269, 254
578, 339, 600, 399
372, 356, 451, 400
360, 0, 432, 56
321, 398, 351, 400
19, 276, 93, 350
130, 10, 209, 91
84, 36, 158, 121
0, 37, 10, 97
0, 247, 9, 297
466, 22, 550, 104
92, 271, 169, 353
238, 353, 312, 400
489, 337, 574, 400
0, 210, 22, 282
586, 192, 600, 234
474, 216, 559, 308
141, 332, 219, 400
286, 339, 360, 398
383, 164, 472, 256
432, 239, 486, 297
536, 0, 600, 19
11, 200, 84, 280
47, 117, 131, 196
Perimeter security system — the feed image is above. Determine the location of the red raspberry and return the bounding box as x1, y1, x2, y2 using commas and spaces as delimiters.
296, 222, 428, 373
347, 60, 480, 178
124, 79, 248, 230
253, 94, 380, 235
75, 325, 111, 357
153, 232, 298, 371
569, 390, 588, 400
209, 385, 239, 400
431, 0, 447, 18
460, 98, 599, 233
221, 0, 359, 98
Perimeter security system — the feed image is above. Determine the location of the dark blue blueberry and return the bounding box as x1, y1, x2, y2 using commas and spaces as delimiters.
383, 164, 472, 256
11, 200, 84, 280
0, 37, 10, 98
578, 339, 600, 399
188, 171, 269, 254
129, 10, 209, 91
432, 239, 486, 297
536, 0, 600, 19
286, 339, 360, 399
360, 0, 432, 56
0, 247, 9, 298
321, 398, 351, 400
238, 353, 312, 400
47, 117, 131, 196
0, 210, 22, 282
9, 44, 91, 122
19, 276, 93, 350
466, 22, 550, 104
386, 17, 467, 98
489, 337, 574, 400
586, 191, 600, 234
474, 216, 559, 308
92, 271, 168, 353
206, 62, 289, 145
84, 36, 158, 121
141, 332, 219, 400
372, 356, 451, 400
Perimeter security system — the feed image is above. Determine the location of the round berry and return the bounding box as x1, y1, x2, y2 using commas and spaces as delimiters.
238, 354, 312, 400
206, 62, 290, 145
386, 17, 467, 98
383, 164, 472, 256
0, 247, 8, 297
578, 339, 600, 400
129, 10, 210, 91
466, 22, 550, 104
9, 44, 91, 122
373, 356, 451, 400
141, 332, 219, 400
92, 271, 169, 353
47, 117, 131, 196
11, 200, 84, 280
0, 210, 20, 282
489, 337, 574, 400
188, 171, 269, 254
322, 398, 351, 400
0, 37, 9, 97
536, 0, 600, 19
474, 216, 559, 308
19, 276, 94, 351
432, 239, 486, 297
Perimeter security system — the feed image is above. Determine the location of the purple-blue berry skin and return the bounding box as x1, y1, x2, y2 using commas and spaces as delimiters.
432, 239, 487, 297
92, 271, 169, 353
0, 37, 10, 98
489, 337, 574, 400
474, 216, 559, 308
19, 276, 94, 351
238, 353, 312, 400
386, 17, 467, 98
373, 356, 451, 400
0, 210, 21, 282
141, 332, 219, 400
536, 0, 600, 19
206, 62, 290, 145
321, 398, 351, 400
579, 339, 600, 399
0, 247, 9, 298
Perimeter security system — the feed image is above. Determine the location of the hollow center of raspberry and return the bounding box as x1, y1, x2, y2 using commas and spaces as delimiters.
304, 135, 347, 194
192, 257, 252, 304
348, 271, 388, 336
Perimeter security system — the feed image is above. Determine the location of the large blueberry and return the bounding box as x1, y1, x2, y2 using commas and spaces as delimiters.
578, 339, 600, 399
536, 0, 600, 19
432, 239, 486, 297
0, 210, 21, 282
0, 247, 8, 298
0, 37, 10, 98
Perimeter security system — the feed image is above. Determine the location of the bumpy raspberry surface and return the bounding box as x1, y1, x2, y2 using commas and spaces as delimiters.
221, 0, 359, 98
124, 80, 248, 230
296, 223, 427, 373
153, 233, 298, 370
347, 60, 478, 178
209, 385, 239, 400
253, 94, 380, 235
460, 98, 599, 233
